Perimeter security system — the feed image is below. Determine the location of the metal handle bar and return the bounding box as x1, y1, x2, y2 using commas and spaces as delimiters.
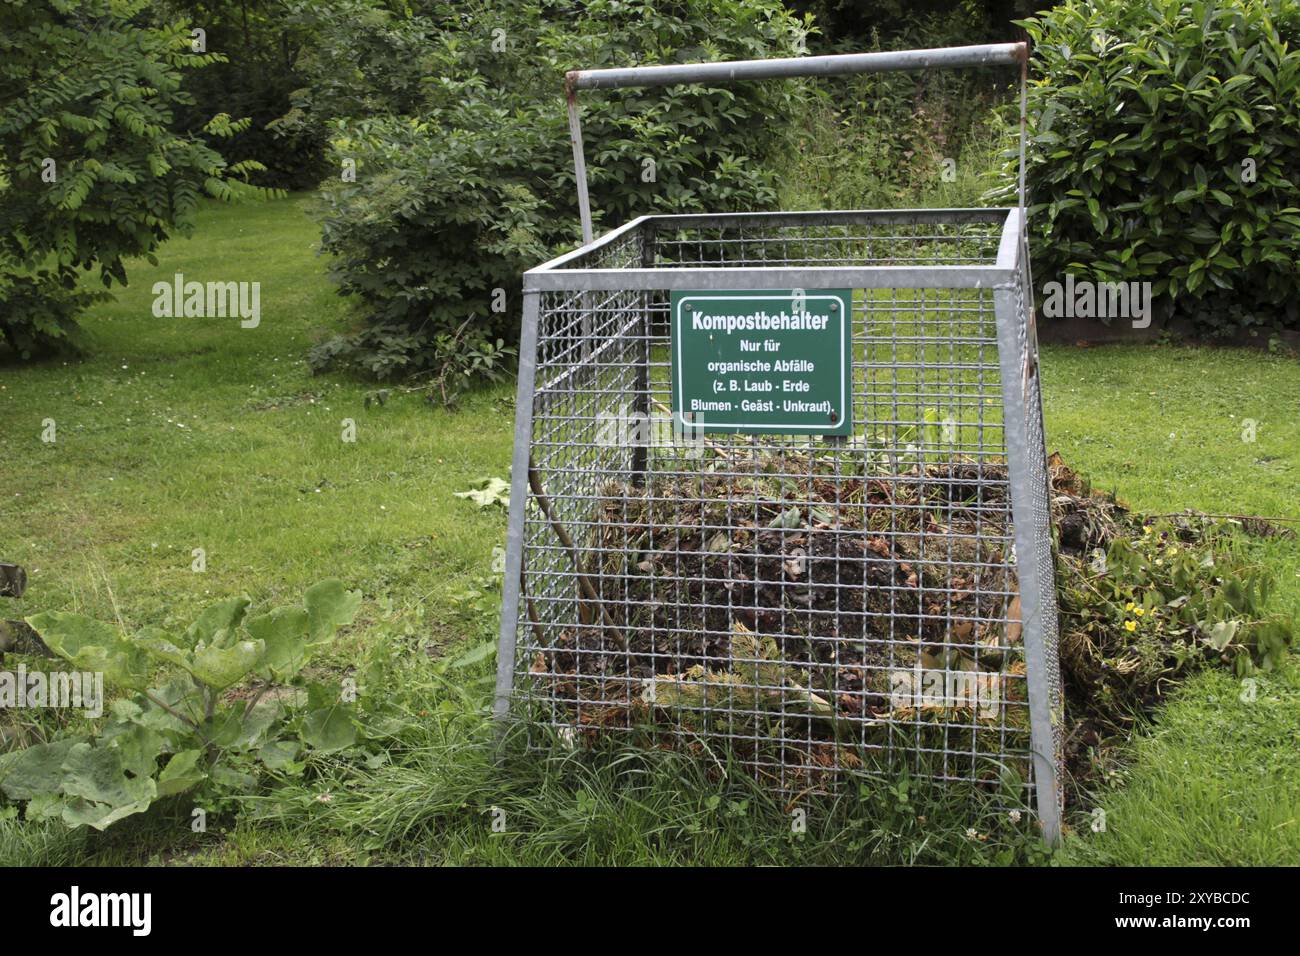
566, 42, 1024, 92
564, 42, 1029, 244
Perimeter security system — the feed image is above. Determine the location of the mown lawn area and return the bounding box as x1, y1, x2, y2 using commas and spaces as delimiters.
1, 195, 516, 650
1042, 345, 1299, 866
1, 196, 1296, 865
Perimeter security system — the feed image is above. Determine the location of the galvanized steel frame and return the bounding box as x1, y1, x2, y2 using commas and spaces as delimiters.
496, 42, 1062, 845
496, 208, 1063, 844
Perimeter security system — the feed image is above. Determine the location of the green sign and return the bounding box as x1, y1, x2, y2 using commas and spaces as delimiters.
671, 289, 853, 436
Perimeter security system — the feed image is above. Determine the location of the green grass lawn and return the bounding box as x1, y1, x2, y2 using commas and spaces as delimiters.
1041, 346, 1299, 866
1058, 663, 1300, 866
1, 195, 1296, 865
1, 196, 516, 652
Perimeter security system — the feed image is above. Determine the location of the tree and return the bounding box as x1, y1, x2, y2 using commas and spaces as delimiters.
0, 0, 276, 359
293, 0, 810, 386
165, 0, 331, 190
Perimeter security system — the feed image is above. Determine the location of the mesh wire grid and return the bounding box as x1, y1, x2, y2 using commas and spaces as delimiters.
498, 210, 1062, 832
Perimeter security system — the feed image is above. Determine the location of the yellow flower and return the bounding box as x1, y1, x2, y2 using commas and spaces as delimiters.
1124, 620, 1137, 632
1135, 608, 1145, 617
1143, 525, 1153, 535
1166, 547, 1178, 557
1125, 602, 1135, 611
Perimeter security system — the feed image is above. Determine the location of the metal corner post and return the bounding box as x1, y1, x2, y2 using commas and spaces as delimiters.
565, 77, 594, 245
992, 281, 1063, 847
493, 289, 542, 724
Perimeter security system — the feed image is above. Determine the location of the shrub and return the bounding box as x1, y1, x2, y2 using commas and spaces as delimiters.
299, 0, 808, 385
780, 3, 1014, 212
1010, 0, 1300, 336
312, 98, 560, 382
166, 0, 332, 191
1049, 456, 1294, 782
0, 0, 275, 359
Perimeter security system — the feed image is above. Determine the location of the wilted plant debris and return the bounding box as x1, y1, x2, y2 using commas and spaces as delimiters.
521, 448, 1294, 804
1049, 456, 1295, 788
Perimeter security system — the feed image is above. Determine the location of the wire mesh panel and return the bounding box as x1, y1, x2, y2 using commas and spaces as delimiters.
496, 209, 1062, 840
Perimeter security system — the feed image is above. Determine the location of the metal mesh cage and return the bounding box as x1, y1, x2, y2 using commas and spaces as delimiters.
495, 208, 1063, 841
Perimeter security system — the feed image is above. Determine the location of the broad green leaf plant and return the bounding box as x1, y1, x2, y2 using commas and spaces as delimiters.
1001, 0, 1300, 337
0, 581, 361, 831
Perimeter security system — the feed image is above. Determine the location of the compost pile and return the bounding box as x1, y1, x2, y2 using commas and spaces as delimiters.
525, 441, 1295, 799
1049, 457, 1296, 787
528, 444, 1035, 782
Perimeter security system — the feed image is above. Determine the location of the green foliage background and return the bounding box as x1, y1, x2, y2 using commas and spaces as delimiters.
7, 0, 1298, 366
297, 0, 809, 381
165, 0, 332, 191
1008, 0, 1300, 336
0, 0, 274, 358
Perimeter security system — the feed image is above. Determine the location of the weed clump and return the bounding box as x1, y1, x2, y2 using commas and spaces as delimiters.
1051, 455, 1294, 786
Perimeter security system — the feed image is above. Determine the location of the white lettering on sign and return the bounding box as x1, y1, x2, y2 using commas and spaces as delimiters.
690, 310, 830, 333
